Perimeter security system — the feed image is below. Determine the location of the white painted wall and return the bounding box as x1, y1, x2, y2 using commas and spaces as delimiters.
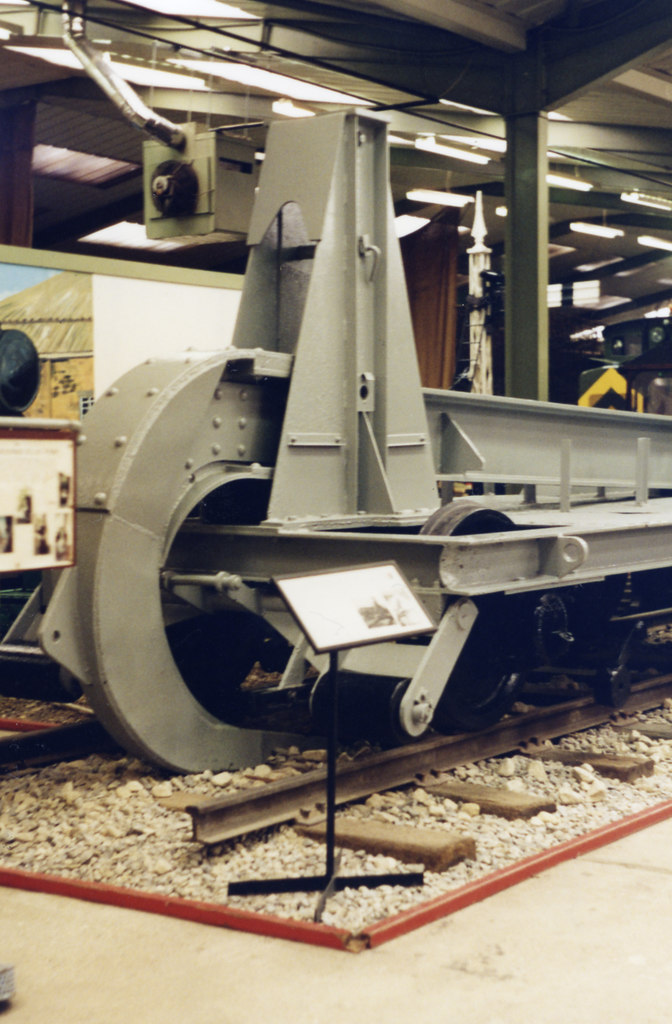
91, 274, 242, 396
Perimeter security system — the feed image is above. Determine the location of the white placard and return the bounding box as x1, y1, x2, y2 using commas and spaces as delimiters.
275, 562, 435, 654
0, 427, 76, 573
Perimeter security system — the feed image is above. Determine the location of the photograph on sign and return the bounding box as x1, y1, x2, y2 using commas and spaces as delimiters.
275, 562, 435, 654
0, 431, 76, 573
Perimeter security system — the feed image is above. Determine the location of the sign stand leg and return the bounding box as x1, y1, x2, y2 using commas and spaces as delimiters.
228, 647, 424, 911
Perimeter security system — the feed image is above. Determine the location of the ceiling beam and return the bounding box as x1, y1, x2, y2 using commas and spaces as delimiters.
364, 0, 526, 52
548, 122, 672, 157
538, 0, 672, 108
261, 19, 508, 109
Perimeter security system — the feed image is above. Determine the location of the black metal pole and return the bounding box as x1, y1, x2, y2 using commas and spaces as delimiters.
325, 648, 338, 881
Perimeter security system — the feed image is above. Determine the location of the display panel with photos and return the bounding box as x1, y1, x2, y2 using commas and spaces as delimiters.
0, 427, 76, 573
274, 562, 436, 654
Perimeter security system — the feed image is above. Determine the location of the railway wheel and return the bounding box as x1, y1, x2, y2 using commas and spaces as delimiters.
309, 672, 411, 746
420, 500, 517, 539
166, 610, 288, 724
38, 351, 297, 772
431, 594, 526, 732
421, 501, 525, 732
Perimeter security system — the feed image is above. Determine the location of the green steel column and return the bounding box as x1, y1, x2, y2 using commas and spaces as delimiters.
504, 112, 549, 401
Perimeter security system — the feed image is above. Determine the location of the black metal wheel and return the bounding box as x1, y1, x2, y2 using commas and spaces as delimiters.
431, 595, 526, 733
421, 502, 525, 733
309, 672, 414, 746
533, 592, 574, 664
420, 500, 516, 538
166, 610, 291, 724
593, 664, 631, 708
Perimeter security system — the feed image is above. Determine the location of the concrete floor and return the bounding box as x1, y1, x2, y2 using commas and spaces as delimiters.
3, 818, 672, 1024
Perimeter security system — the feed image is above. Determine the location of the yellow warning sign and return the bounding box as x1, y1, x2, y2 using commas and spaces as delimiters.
578, 366, 627, 409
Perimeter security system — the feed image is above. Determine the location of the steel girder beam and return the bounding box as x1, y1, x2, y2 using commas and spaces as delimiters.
259, 19, 509, 111
536, 0, 672, 110
504, 112, 549, 401
368, 0, 526, 51
423, 387, 672, 492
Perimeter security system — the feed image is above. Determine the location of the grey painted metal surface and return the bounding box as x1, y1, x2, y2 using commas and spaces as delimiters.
31, 111, 672, 772
39, 351, 298, 771
236, 111, 439, 521
424, 387, 672, 492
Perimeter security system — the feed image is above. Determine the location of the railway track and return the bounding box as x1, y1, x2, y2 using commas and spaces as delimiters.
3, 670, 672, 937
165, 674, 672, 845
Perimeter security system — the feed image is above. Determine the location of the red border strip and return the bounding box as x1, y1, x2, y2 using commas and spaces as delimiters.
3, 796, 672, 952
363, 797, 672, 947
0, 866, 354, 951
0, 718, 58, 732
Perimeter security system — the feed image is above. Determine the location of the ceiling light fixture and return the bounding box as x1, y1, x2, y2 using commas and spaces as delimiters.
406, 188, 473, 208
547, 279, 600, 307
547, 173, 593, 192
414, 137, 490, 165
395, 215, 430, 238
7, 47, 210, 90
272, 98, 314, 118
569, 221, 624, 239
622, 191, 672, 211
575, 258, 624, 272
170, 58, 369, 105
441, 135, 507, 153
123, 1, 258, 17
638, 235, 672, 252
79, 221, 183, 251
438, 98, 494, 116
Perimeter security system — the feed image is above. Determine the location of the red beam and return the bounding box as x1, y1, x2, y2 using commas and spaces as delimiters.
0, 718, 57, 732
3, 791, 672, 952
364, 798, 672, 947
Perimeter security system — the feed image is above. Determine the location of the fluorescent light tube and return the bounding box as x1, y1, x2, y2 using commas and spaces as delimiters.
622, 192, 672, 211
170, 58, 369, 104
395, 215, 430, 237
547, 173, 593, 192
570, 222, 624, 239
415, 137, 490, 165
406, 188, 473, 207
638, 235, 672, 252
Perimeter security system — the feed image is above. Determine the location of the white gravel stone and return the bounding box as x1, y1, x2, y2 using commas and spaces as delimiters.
151, 781, 173, 799
497, 757, 517, 777
527, 760, 549, 783
586, 780, 608, 801
557, 785, 583, 805
5, 699, 672, 934
504, 777, 527, 793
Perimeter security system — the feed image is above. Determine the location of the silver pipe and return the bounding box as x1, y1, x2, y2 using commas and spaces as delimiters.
62, 0, 186, 150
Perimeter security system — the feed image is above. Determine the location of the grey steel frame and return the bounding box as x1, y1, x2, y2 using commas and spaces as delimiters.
33, 111, 672, 771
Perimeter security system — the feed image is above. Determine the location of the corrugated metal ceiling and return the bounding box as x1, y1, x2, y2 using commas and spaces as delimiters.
2, 0, 672, 324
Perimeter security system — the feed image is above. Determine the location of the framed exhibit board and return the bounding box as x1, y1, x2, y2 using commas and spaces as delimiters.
0, 423, 77, 573
274, 561, 435, 654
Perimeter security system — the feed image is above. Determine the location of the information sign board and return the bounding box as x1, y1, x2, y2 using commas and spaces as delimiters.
0, 423, 77, 573
274, 561, 435, 654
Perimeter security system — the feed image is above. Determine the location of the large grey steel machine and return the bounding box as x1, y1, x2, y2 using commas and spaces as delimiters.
13, 111, 672, 772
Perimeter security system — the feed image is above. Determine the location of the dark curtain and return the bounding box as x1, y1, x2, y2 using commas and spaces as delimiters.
401, 208, 459, 389
0, 101, 35, 247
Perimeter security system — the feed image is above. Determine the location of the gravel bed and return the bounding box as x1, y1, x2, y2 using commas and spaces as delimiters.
3, 696, 672, 934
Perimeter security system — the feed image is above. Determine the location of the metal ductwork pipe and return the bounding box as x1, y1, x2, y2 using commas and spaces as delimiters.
62, 0, 186, 151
